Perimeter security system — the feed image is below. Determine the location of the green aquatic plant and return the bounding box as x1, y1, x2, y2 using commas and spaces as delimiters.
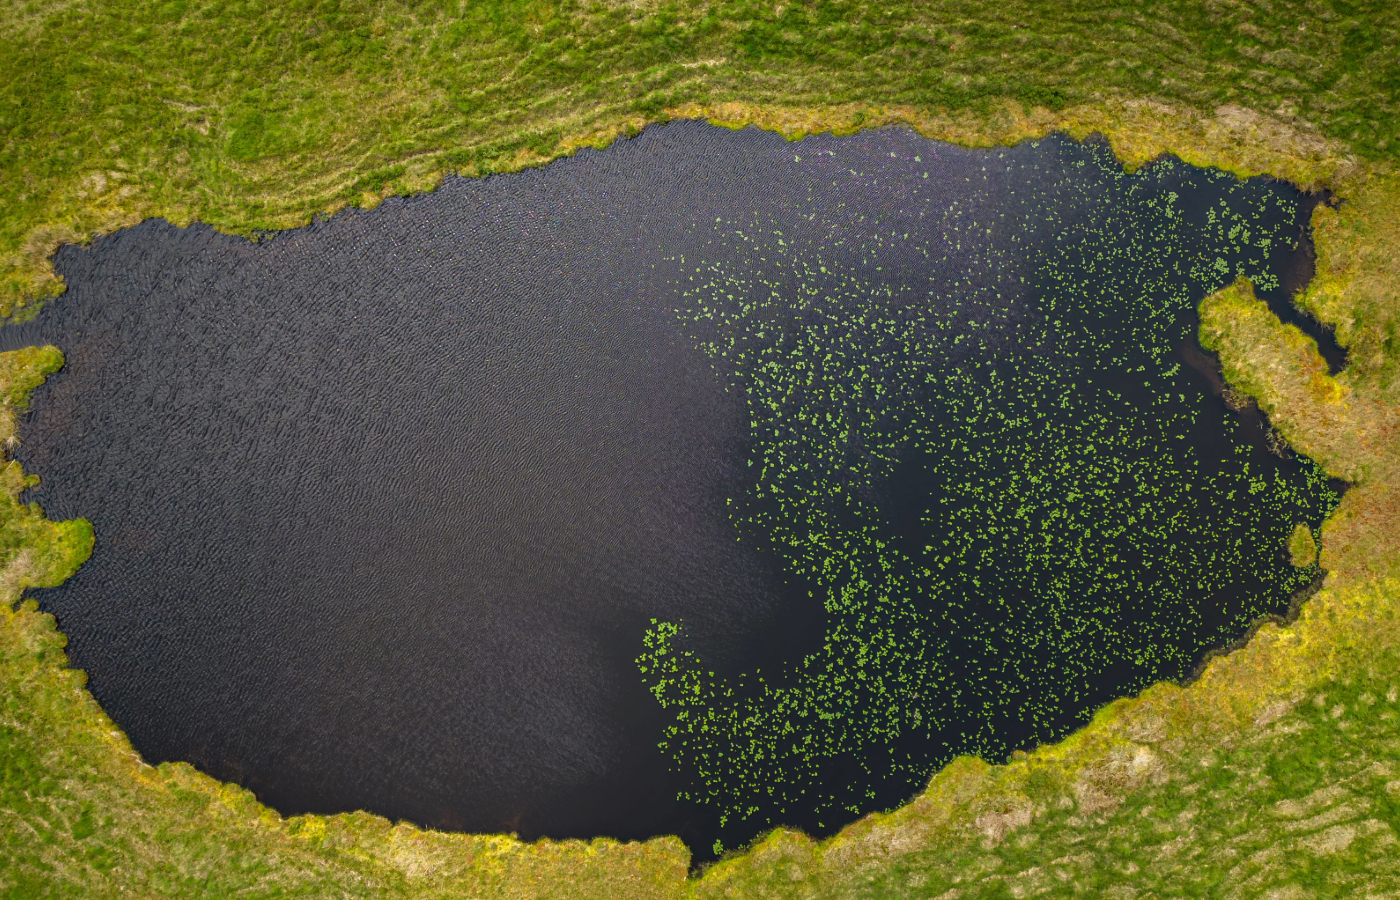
638, 141, 1341, 847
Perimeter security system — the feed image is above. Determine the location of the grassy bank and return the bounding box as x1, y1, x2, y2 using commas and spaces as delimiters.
2, 0, 1400, 896
2, 0, 1397, 314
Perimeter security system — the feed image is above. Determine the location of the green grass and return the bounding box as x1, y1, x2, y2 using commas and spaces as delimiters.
2, 0, 1398, 310
1290, 523, 1318, 567
2, 0, 1400, 896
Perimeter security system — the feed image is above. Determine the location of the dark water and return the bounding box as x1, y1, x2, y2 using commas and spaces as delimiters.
3, 123, 1339, 858
1264, 189, 1347, 373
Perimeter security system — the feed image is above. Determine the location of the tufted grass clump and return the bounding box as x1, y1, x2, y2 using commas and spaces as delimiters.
1289, 523, 1318, 567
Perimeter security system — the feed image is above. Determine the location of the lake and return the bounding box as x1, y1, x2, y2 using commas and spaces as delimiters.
3, 121, 1342, 858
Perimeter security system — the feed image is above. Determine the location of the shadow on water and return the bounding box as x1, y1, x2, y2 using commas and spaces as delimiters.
1, 122, 1341, 862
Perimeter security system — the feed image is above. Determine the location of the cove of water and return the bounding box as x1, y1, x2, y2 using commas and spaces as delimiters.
3, 122, 1341, 859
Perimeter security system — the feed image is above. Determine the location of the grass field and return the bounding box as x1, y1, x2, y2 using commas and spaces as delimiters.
2, 0, 1400, 896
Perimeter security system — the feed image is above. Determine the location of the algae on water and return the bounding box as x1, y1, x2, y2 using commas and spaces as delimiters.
638, 136, 1341, 848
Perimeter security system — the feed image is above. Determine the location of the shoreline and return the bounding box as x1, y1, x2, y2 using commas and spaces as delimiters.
2, 99, 1398, 897
1, 96, 1366, 318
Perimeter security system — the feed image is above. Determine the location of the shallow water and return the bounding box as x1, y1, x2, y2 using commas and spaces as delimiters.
4, 122, 1339, 857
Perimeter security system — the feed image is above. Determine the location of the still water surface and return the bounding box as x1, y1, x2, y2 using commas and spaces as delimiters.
3, 122, 1340, 856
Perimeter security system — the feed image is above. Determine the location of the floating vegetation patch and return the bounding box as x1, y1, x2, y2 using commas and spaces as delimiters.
636, 135, 1340, 853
